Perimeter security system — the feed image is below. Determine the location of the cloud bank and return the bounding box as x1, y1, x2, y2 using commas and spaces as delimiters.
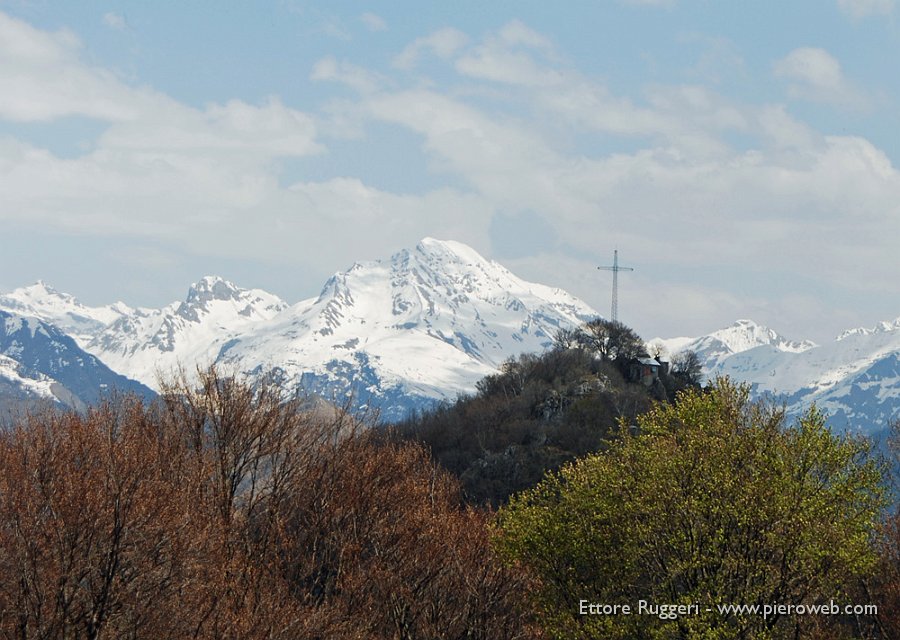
0, 10, 897, 343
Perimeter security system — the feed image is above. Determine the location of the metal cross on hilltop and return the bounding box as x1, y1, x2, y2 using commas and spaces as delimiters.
597, 250, 633, 323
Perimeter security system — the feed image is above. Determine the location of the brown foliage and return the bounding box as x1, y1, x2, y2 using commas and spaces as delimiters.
279, 435, 538, 638
0, 400, 201, 638
0, 367, 538, 640
867, 504, 900, 639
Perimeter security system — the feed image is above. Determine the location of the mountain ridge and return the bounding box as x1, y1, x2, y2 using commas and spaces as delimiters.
4, 240, 900, 430
0, 309, 154, 411
0, 239, 598, 420
657, 317, 900, 435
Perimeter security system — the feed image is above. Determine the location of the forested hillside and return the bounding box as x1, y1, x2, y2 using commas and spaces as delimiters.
0, 368, 537, 639
393, 319, 702, 505
2, 323, 900, 639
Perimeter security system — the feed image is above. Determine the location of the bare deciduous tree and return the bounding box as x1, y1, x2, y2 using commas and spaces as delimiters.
0, 367, 540, 640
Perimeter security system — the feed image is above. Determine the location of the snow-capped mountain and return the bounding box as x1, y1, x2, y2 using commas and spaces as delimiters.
5, 239, 900, 432
0, 310, 154, 411
0, 281, 136, 348
87, 275, 289, 386
215, 238, 596, 417
652, 319, 816, 371
657, 318, 900, 435
0, 353, 67, 412
0, 239, 597, 420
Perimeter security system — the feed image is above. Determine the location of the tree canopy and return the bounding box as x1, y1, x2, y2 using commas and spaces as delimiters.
496, 379, 887, 639
395, 319, 704, 506
572, 318, 645, 363
0, 368, 538, 640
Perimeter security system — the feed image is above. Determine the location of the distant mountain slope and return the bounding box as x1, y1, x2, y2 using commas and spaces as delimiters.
0, 310, 154, 411
656, 318, 900, 435
653, 319, 817, 371
0, 353, 70, 413
87, 276, 289, 385
0, 281, 136, 348
9, 240, 900, 432
0, 239, 598, 420
215, 238, 597, 417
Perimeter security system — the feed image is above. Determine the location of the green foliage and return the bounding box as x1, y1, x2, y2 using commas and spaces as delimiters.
496, 378, 887, 640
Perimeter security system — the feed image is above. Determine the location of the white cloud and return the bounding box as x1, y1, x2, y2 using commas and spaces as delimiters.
98, 97, 323, 163
0, 10, 322, 162
0, 131, 494, 278
755, 105, 821, 152
352, 25, 900, 342
0, 11, 161, 122
495, 19, 555, 53
0, 11, 496, 288
3, 14, 900, 343
455, 48, 565, 87
360, 12, 387, 32
837, 0, 895, 18
311, 56, 383, 93
393, 28, 468, 69
774, 47, 843, 91
102, 12, 127, 31
773, 47, 869, 110
455, 20, 565, 87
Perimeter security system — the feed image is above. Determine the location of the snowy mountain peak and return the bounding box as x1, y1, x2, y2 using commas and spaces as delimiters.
25, 280, 56, 293
7, 280, 76, 308
0, 281, 135, 347
27, 279, 58, 293
303, 238, 550, 337
185, 275, 243, 305
836, 318, 900, 341
705, 319, 815, 355
395, 239, 535, 299
653, 318, 816, 373
83, 275, 290, 385
414, 237, 491, 266
179, 276, 288, 319
206, 238, 599, 418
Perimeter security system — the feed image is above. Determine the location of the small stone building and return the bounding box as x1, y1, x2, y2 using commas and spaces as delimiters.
627, 356, 662, 387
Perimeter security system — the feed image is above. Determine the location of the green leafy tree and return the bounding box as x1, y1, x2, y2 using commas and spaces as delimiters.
496, 379, 887, 640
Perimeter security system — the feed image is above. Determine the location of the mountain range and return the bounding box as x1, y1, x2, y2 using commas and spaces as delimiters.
2, 238, 899, 434
653, 318, 900, 436
0, 309, 153, 414
0, 239, 595, 419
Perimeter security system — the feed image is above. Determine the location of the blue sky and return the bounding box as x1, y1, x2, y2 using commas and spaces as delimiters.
1, 0, 899, 343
